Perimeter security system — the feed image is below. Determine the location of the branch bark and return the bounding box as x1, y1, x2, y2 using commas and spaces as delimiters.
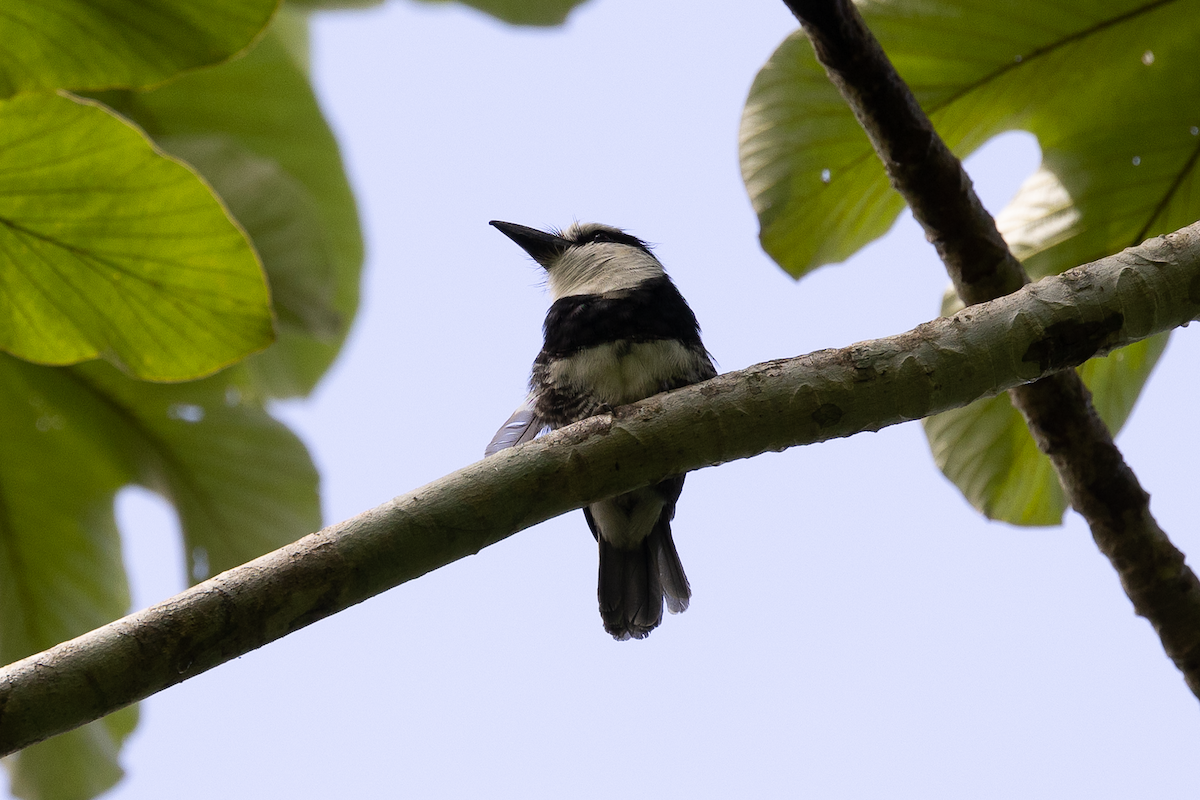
782, 0, 1200, 698
2, 225, 1199, 756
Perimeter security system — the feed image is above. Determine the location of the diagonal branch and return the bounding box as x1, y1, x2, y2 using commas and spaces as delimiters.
782, 0, 1200, 699
2, 224, 1199, 756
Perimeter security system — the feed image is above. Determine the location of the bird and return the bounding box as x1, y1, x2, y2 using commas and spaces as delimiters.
485, 220, 716, 640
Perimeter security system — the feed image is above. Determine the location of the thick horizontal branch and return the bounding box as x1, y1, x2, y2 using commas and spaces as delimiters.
783, 0, 1200, 699
2, 225, 1200, 755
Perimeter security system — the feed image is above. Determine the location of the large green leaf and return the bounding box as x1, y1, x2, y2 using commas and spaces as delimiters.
163, 136, 342, 340
926, 226, 1171, 526
924, 335, 1169, 525
6, 709, 137, 800
740, 0, 1200, 525
0, 92, 274, 381
286, 0, 383, 7
0, 354, 320, 798
71, 361, 322, 582
740, 31, 906, 272
412, 0, 588, 26
287, 0, 586, 21
740, 0, 1200, 279
0, 357, 137, 799
0, 0, 277, 98
1, 12, 348, 792
93, 7, 363, 398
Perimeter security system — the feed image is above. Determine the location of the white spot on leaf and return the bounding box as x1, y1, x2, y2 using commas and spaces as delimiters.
168, 403, 205, 423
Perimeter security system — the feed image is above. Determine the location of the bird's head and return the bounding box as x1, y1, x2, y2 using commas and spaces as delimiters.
490, 220, 666, 300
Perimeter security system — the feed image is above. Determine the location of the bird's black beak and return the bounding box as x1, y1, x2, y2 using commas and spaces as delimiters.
489, 220, 570, 268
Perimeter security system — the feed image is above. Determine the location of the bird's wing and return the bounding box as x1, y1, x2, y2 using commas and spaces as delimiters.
485, 394, 549, 456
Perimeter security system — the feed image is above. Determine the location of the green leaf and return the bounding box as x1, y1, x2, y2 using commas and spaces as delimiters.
92, 7, 364, 397
413, 0, 587, 26
0, 354, 320, 798
71, 361, 323, 582
0, 10, 340, 796
0, 0, 277, 97
740, 0, 1199, 526
929, 258, 1172, 525
1080, 333, 1171, 434
163, 136, 343, 340
7, 710, 137, 800
0, 358, 136, 798
923, 390, 1064, 526
0, 92, 274, 381
739, 31, 906, 272
923, 334, 1169, 525
739, 0, 1200, 278
286, 0, 382, 8
0, 360, 133, 656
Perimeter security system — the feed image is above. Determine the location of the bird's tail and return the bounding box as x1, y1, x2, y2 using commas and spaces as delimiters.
597, 521, 691, 640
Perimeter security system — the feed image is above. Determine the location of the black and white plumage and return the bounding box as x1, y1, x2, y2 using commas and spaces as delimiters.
486, 220, 716, 640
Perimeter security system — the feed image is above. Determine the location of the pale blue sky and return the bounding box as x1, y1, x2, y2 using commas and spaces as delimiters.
90, 1, 1200, 797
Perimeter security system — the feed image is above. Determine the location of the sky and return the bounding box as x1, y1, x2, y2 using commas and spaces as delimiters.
51, 0, 1200, 797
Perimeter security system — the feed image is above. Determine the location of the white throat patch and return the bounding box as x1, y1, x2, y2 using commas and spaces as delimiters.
547, 243, 666, 300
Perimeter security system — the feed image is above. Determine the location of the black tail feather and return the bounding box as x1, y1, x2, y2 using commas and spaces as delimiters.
597, 520, 690, 640
649, 522, 691, 615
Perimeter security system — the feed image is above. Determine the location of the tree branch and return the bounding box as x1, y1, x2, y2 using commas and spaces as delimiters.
782, 0, 1200, 699
2, 225, 1199, 755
